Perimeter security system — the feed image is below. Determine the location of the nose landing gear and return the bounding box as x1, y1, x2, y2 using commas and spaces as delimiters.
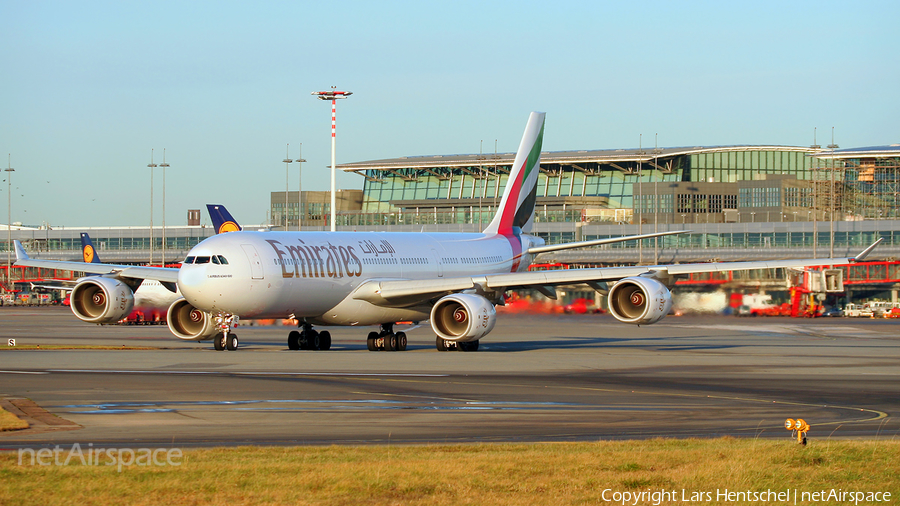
212, 313, 239, 351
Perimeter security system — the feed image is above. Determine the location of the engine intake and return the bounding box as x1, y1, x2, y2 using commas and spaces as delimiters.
607, 276, 672, 325
430, 293, 496, 342
70, 277, 135, 324
167, 298, 219, 341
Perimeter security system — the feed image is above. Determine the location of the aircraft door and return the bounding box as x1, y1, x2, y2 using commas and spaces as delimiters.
431, 248, 443, 277
241, 244, 265, 280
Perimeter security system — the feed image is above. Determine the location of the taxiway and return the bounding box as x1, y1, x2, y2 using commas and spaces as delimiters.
1, 307, 897, 446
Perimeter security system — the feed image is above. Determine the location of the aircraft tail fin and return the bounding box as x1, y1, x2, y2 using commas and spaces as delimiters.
483, 112, 545, 236
13, 240, 28, 261
207, 204, 243, 234
80, 233, 101, 263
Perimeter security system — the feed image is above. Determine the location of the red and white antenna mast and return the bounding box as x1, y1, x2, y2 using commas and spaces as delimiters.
311, 87, 352, 232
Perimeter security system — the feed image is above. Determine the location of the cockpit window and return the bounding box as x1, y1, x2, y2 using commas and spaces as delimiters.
212, 255, 220, 264
183, 256, 195, 264
216, 255, 229, 265
194, 256, 211, 264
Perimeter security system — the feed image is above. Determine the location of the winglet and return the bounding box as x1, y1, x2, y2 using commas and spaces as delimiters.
13, 240, 28, 261
853, 237, 883, 262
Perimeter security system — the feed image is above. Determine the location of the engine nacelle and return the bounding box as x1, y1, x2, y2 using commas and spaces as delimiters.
430, 293, 496, 342
607, 276, 672, 325
167, 298, 219, 341
70, 277, 135, 324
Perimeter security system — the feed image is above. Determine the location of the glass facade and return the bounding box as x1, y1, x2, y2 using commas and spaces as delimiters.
548, 229, 899, 249
359, 148, 814, 215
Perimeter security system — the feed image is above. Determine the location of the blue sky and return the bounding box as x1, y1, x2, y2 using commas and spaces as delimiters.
2, 0, 897, 227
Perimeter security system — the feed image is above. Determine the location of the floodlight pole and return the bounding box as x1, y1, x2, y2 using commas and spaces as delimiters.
160, 149, 169, 266
638, 134, 643, 264
654, 134, 660, 265
296, 144, 306, 231
312, 88, 352, 231
5, 155, 14, 287
283, 144, 292, 230
148, 150, 157, 266
810, 128, 820, 259
827, 128, 838, 260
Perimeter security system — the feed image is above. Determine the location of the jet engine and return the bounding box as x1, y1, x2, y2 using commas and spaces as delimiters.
167, 298, 219, 341
607, 276, 672, 325
70, 277, 135, 324
430, 293, 496, 342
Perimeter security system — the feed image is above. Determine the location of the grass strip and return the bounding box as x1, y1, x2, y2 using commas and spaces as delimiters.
1, 438, 898, 505
0, 407, 28, 431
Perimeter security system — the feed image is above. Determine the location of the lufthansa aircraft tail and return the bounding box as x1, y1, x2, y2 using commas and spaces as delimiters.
482, 111, 545, 236
207, 204, 243, 234
80, 233, 102, 264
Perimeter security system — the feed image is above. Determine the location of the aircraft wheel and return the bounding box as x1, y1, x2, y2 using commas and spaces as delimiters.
319, 331, 331, 351
309, 330, 321, 350
227, 334, 239, 351
367, 331, 378, 351
460, 340, 479, 352
214, 334, 226, 351
385, 334, 397, 352
435, 336, 447, 352
395, 332, 407, 351
288, 330, 301, 350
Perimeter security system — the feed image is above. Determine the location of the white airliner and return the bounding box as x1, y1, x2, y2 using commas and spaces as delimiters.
26, 232, 181, 321
14, 112, 882, 352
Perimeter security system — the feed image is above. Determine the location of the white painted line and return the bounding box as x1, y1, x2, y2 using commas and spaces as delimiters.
46, 369, 448, 377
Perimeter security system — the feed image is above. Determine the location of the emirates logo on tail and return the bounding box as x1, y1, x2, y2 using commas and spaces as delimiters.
483, 112, 544, 237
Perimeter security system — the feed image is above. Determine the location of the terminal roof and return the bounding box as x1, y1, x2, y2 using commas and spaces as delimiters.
339, 145, 817, 173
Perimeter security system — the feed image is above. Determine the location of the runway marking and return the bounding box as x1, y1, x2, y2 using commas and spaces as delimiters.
44, 369, 448, 377
361, 376, 890, 430
0, 370, 49, 375
669, 323, 882, 337
54, 398, 612, 415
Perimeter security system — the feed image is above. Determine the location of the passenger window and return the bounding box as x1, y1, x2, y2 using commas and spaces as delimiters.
184, 256, 195, 264
195, 256, 211, 264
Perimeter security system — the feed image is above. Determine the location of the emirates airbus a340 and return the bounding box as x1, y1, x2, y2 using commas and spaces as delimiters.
15, 112, 881, 352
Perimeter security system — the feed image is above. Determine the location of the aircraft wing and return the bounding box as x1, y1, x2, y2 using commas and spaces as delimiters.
355, 239, 882, 305
13, 240, 179, 284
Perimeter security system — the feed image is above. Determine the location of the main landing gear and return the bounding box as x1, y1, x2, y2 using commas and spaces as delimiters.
367, 323, 408, 352
288, 322, 331, 351
435, 337, 479, 352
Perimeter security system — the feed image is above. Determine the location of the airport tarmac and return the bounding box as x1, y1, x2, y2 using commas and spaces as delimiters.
0, 306, 897, 447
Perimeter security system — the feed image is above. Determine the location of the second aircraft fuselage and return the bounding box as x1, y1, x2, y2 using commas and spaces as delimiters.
177, 231, 543, 324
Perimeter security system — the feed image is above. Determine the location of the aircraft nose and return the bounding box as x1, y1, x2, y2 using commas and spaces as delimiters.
177, 265, 207, 305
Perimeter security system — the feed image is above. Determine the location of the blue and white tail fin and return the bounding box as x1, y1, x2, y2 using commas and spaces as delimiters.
483, 112, 545, 236
207, 204, 243, 234
80, 233, 101, 264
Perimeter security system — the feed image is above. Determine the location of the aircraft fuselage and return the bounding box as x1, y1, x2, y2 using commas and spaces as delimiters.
178, 231, 542, 324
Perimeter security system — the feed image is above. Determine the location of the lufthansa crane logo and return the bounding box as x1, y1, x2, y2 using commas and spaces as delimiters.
218, 221, 241, 234
83, 245, 95, 263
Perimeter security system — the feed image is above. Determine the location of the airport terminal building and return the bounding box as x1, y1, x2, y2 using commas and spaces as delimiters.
330, 144, 900, 262
3, 143, 900, 303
